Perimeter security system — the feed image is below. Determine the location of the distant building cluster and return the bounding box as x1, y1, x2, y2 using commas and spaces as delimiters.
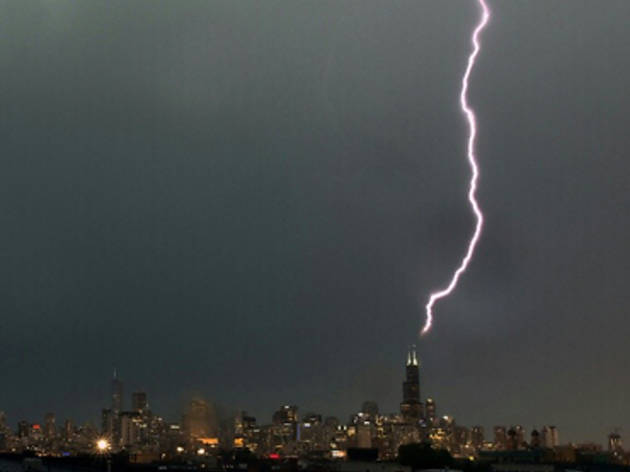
0, 347, 627, 468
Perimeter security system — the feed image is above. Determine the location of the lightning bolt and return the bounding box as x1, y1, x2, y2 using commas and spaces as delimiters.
421, 0, 491, 336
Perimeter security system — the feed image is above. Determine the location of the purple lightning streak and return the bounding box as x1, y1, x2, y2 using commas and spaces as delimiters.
421, 0, 490, 336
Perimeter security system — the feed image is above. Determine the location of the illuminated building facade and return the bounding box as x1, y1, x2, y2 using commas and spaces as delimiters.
541, 425, 558, 448
0, 352, 606, 464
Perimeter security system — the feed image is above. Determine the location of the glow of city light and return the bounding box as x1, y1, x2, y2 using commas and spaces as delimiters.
421, 0, 490, 336
96, 438, 110, 452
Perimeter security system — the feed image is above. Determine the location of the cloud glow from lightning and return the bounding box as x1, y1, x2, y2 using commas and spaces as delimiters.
421, 0, 490, 336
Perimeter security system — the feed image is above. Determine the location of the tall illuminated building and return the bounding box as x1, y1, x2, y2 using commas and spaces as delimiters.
272, 405, 299, 443
507, 426, 524, 450
471, 425, 484, 449
272, 405, 298, 425
514, 425, 525, 447
44, 413, 56, 439
608, 431, 623, 452
493, 426, 507, 450
183, 398, 218, 440
400, 346, 423, 421
541, 425, 558, 448
120, 411, 142, 448
63, 419, 74, 441
425, 398, 436, 425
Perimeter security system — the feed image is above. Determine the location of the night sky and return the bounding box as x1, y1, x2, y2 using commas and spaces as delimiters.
1, 0, 629, 445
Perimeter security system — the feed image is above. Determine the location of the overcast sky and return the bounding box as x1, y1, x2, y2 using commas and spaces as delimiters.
1, 0, 629, 445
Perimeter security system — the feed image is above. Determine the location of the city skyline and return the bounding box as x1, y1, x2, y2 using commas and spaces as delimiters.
2, 346, 598, 460
0, 346, 619, 448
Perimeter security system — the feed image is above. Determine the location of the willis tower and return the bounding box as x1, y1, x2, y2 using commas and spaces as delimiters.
400, 346, 424, 421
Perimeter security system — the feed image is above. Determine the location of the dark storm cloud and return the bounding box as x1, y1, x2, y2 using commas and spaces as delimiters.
1, 0, 629, 444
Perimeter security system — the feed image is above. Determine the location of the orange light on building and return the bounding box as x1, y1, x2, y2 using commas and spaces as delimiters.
233, 437, 244, 448
199, 437, 219, 446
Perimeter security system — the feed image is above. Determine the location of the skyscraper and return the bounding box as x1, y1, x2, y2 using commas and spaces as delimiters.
493, 426, 507, 450
272, 405, 298, 425
471, 425, 485, 449
514, 425, 525, 447
400, 346, 423, 421
182, 398, 218, 440
608, 431, 623, 453
102, 409, 114, 437
63, 419, 74, 441
44, 413, 56, 439
271, 405, 299, 444
425, 398, 436, 425
132, 392, 148, 414
120, 411, 142, 448
541, 425, 559, 448
507, 425, 525, 450
18, 420, 29, 439
111, 370, 123, 445
112, 369, 123, 413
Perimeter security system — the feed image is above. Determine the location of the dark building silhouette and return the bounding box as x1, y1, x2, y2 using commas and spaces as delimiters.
507, 426, 525, 450
472, 425, 485, 449
101, 408, 114, 437
111, 370, 123, 444
132, 392, 148, 414
400, 346, 423, 421
44, 413, 56, 439
112, 369, 123, 413
18, 420, 29, 438
361, 401, 379, 418
530, 429, 541, 448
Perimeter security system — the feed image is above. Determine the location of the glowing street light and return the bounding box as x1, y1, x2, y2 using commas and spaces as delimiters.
96, 439, 110, 452
96, 438, 112, 472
